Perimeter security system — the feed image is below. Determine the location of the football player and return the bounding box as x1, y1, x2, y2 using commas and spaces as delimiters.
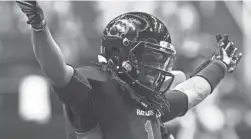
16, 1, 242, 139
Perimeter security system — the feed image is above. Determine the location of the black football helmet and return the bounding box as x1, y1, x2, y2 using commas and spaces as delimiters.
100, 12, 176, 103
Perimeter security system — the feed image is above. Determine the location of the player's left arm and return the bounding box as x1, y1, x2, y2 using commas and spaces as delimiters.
161, 34, 242, 122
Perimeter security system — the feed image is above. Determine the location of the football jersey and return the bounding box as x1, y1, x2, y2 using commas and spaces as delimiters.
54, 66, 188, 139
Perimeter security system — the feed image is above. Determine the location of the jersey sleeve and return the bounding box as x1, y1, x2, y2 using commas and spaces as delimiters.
53, 67, 92, 107
53, 67, 97, 133
161, 90, 188, 123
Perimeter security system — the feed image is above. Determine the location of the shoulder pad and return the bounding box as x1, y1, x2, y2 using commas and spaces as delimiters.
75, 66, 109, 82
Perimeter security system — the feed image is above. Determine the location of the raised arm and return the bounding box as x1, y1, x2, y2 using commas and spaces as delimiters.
16, 0, 73, 87
161, 34, 242, 122
181, 34, 242, 109
16, 1, 98, 133
31, 25, 74, 87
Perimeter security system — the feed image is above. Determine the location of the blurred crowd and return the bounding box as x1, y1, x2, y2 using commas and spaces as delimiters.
0, 1, 251, 139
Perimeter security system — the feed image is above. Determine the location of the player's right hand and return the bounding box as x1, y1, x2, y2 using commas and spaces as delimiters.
16, 0, 45, 31
212, 34, 242, 73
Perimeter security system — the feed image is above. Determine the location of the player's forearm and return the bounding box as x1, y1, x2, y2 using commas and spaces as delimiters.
174, 60, 227, 109
31, 24, 72, 86
174, 76, 211, 109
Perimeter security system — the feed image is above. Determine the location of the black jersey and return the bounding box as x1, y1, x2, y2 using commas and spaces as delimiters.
54, 66, 188, 139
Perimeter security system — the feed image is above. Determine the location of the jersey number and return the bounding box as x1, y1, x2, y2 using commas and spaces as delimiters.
145, 120, 154, 139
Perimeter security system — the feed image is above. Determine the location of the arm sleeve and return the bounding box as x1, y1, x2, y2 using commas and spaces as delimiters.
53, 67, 97, 133
161, 90, 188, 123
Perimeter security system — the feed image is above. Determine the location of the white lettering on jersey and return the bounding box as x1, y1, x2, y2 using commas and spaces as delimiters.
136, 109, 162, 118
137, 109, 154, 116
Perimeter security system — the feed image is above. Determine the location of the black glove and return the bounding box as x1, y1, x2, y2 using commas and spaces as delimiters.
212, 34, 242, 73
16, 0, 46, 31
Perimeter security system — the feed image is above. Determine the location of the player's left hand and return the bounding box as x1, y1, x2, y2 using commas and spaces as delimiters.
212, 34, 242, 73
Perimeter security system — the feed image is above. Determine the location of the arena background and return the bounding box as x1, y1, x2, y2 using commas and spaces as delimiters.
0, 1, 251, 139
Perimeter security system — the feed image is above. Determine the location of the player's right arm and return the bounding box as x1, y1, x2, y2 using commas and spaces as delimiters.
16, 0, 92, 107
16, 1, 98, 133
32, 26, 74, 87
16, 0, 73, 87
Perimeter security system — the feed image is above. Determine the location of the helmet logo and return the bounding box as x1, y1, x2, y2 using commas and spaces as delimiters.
107, 20, 132, 38
106, 15, 149, 40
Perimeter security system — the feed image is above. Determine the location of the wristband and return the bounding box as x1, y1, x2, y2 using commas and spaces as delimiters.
32, 19, 46, 32
195, 60, 227, 93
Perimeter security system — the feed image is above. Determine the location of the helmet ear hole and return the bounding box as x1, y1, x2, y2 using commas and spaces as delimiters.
123, 38, 130, 46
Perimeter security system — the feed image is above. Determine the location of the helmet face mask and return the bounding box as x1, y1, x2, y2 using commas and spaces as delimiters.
128, 41, 175, 94
101, 12, 175, 99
